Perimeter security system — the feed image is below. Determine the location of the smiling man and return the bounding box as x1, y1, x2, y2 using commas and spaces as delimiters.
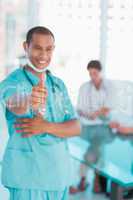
0, 26, 80, 200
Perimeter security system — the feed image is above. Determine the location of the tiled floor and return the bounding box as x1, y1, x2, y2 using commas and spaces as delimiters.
69, 188, 108, 200
70, 194, 108, 200
69, 160, 108, 200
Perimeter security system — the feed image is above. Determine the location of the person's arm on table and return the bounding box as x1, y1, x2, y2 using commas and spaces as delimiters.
109, 122, 133, 135
78, 107, 110, 120
77, 109, 100, 120
117, 126, 133, 135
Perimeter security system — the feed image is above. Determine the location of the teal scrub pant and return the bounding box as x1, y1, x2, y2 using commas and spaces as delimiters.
9, 188, 69, 200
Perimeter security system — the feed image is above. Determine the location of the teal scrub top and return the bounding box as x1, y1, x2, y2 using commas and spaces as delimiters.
0, 68, 78, 190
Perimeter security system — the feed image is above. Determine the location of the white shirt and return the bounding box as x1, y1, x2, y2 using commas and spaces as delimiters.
77, 79, 113, 114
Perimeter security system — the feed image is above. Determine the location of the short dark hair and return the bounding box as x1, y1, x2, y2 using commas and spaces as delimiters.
26, 26, 55, 44
87, 60, 102, 71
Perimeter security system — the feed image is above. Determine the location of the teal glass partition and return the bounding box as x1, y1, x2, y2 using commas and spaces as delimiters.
68, 125, 133, 188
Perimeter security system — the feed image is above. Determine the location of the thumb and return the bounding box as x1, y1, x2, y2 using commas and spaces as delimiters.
36, 111, 43, 118
38, 73, 45, 87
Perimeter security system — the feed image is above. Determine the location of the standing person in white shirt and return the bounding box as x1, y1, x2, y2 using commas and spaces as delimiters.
70, 60, 112, 195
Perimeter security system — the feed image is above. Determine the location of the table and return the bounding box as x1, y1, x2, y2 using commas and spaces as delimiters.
68, 124, 133, 200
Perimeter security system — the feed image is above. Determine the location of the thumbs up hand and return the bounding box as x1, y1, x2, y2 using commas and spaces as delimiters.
31, 73, 48, 112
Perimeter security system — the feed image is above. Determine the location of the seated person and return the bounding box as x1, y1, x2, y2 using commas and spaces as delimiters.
70, 60, 113, 194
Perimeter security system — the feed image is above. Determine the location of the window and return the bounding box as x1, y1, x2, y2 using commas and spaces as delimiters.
1, 0, 133, 102
39, 0, 101, 104
0, 0, 39, 79
106, 0, 133, 80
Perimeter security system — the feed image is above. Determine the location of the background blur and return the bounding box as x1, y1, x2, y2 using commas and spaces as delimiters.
0, 0, 133, 104
1, 1, 133, 200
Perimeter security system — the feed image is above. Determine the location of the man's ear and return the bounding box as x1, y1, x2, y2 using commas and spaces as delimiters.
23, 41, 28, 52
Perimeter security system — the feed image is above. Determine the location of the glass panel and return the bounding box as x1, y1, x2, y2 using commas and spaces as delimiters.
68, 124, 133, 186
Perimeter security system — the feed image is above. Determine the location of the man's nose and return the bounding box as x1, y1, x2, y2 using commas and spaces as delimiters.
39, 50, 49, 58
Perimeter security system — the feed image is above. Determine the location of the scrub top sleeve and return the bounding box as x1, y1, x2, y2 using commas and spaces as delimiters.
0, 69, 33, 119
0, 100, 9, 160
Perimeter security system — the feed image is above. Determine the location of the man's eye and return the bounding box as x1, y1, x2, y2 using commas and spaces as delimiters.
47, 48, 53, 52
35, 46, 41, 50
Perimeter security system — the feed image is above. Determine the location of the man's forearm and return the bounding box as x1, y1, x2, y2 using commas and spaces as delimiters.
78, 111, 87, 118
78, 110, 92, 119
127, 127, 133, 133
46, 120, 81, 138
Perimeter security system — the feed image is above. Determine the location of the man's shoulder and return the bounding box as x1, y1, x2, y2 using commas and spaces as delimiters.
0, 68, 23, 84
79, 81, 91, 91
103, 79, 114, 88
0, 68, 24, 101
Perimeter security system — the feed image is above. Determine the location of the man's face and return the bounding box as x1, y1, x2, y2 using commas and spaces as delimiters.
89, 68, 102, 84
23, 33, 55, 69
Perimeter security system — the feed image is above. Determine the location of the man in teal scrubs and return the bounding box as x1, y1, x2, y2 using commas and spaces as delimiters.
0, 26, 81, 200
